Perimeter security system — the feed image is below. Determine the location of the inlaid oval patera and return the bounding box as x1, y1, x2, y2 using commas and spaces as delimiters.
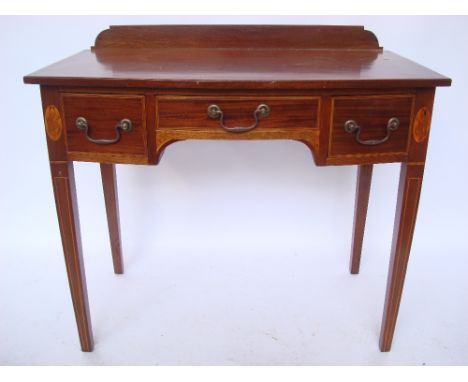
412, 106, 431, 143
45, 105, 63, 141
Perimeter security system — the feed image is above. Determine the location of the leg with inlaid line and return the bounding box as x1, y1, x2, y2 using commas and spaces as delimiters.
100, 164, 124, 274
51, 161, 94, 352
349, 164, 373, 274
379, 163, 424, 351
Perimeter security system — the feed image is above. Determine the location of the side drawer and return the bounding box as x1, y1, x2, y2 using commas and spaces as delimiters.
329, 95, 414, 159
62, 93, 148, 164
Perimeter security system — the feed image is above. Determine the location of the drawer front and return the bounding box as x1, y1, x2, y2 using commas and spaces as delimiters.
157, 96, 319, 132
62, 94, 148, 163
329, 95, 414, 158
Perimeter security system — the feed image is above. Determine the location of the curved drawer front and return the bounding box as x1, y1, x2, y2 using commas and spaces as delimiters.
329, 95, 414, 159
157, 96, 319, 132
62, 93, 148, 164
155, 96, 320, 159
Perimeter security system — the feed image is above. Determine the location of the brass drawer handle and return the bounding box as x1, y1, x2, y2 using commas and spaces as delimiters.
344, 117, 400, 146
207, 104, 270, 133
76, 117, 133, 145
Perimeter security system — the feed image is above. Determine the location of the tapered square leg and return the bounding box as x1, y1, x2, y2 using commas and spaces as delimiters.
379, 163, 424, 352
100, 164, 124, 274
51, 161, 94, 352
349, 164, 373, 274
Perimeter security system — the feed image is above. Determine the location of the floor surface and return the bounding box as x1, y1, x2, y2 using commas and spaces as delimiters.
2, 243, 467, 365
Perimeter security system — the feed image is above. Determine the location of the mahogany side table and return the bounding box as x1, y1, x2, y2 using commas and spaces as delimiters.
24, 25, 451, 352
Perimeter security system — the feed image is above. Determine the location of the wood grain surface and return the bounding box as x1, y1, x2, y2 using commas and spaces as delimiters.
28, 25, 451, 353
62, 93, 149, 164
94, 25, 382, 50
24, 25, 450, 89
100, 164, 124, 274
349, 164, 373, 274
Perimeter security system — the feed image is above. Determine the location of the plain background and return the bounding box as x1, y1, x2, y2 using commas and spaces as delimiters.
0, 15, 467, 365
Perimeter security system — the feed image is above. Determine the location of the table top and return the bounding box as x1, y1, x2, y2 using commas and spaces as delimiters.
24, 25, 450, 90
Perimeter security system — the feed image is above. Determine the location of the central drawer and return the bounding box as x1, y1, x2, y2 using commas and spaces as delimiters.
157, 96, 320, 132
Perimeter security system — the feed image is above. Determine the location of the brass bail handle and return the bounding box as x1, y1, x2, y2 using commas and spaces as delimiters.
344, 117, 400, 146
76, 117, 133, 145
207, 104, 270, 133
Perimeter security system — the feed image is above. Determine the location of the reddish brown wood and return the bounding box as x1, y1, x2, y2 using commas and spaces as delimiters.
349, 165, 373, 274
50, 161, 93, 351
154, 92, 424, 166
407, 88, 436, 163
329, 95, 414, 158
40, 87, 67, 161
155, 128, 319, 165
94, 25, 381, 50
100, 164, 123, 274
157, 96, 319, 131
62, 93, 149, 164
23, 50, 450, 90
380, 163, 424, 351
317, 95, 332, 165
145, 94, 158, 164
156, 95, 319, 159
25, 25, 451, 353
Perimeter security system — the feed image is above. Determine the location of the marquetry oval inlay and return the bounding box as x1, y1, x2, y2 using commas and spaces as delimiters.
45, 105, 63, 141
412, 106, 431, 143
